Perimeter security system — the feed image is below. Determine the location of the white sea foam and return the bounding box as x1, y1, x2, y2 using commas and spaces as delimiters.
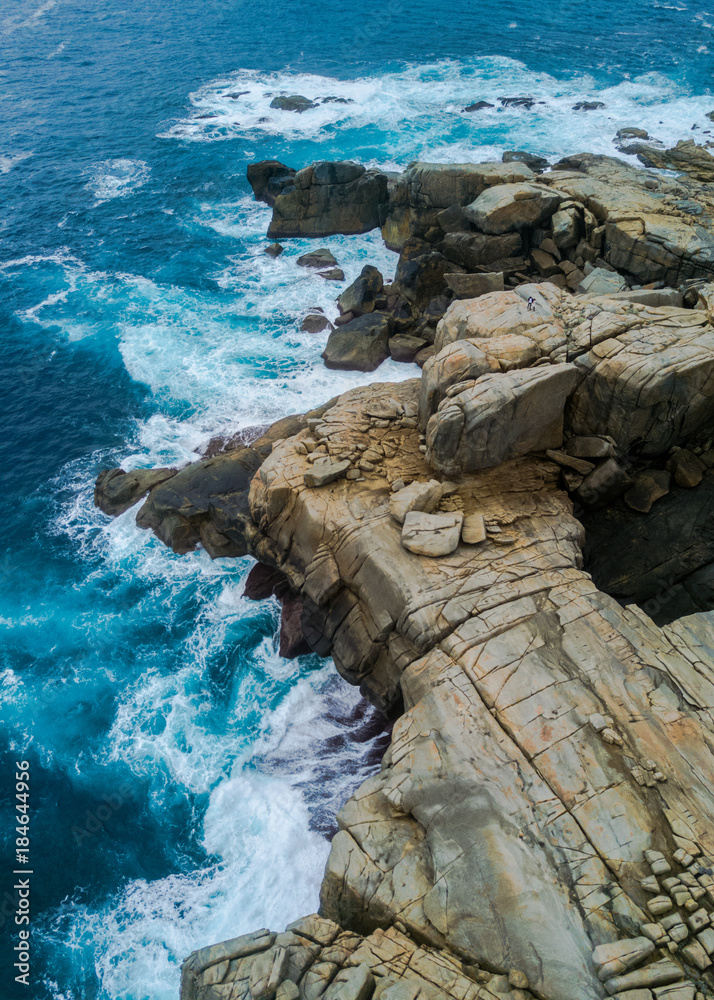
159, 58, 714, 164
83, 158, 150, 205
0, 150, 33, 173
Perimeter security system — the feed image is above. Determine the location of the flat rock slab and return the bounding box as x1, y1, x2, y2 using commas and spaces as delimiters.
303, 460, 350, 488
401, 510, 463, 556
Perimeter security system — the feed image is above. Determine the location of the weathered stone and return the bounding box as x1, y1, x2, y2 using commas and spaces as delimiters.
464, 183, 563, 234
578, 268, 629, 296
545, 449, 595, 475
94, 466, 177, 517
268, 161, 388, 238
565, 436, 615, 460
265, 242, 285, 258
270, 94, 317, 113
389, 335, 428, 363
605, 961, 683, 995
401, 510, 463, 556
247, 160, 297, 206
624, 470, 671, 514
322, 313, 393, 372
389, 480, 444, 524
322, 964, 374, 1000
461, 513, 486, 544
667, 449, 705, 488
445, 272, 504, 298
502, 150, 549, 171
426, 364, 579, 475
303, 460, 350, 488
592, 937, 655, 983
383, 161, 534, 249
302, 313, 333, 334
441, 231, 522, 269
338, 266, 384, 316
298, 249, 339, 269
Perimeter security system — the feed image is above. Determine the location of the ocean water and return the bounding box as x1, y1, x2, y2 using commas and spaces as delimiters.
1, 2, 713, 998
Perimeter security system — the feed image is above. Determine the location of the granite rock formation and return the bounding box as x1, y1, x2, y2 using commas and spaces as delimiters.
94, 152, 714, 1000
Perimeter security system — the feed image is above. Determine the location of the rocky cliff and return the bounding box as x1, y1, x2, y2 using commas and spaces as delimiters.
95, 148, 714, 1000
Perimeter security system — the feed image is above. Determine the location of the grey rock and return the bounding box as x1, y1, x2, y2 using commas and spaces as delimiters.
247, 161, 297, 206
445, 271, 504, 298
592, 937, 655, 983
322, 312, 393, 372
426, 364, 579, 475
605, 961, 683, 995
298, 249, 339, 268
270, 94, 317, 113
337, 265, 383, 316
577, 267, 629, 296
94, 467, 177, 517
464, 182, 563, 234
389, 335, 428, 363
268, 161, 388, 239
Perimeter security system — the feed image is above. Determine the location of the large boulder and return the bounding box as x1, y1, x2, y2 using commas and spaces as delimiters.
465, 182, 563, 234
440, 230, 522, 269
425, 363, 580, 474
321, 312, 393, 372
382, 161, 534, 249
393, 245, 454, 309
337, 265, 383, 316
247, 160, 297, 206
267, 161, 388, 238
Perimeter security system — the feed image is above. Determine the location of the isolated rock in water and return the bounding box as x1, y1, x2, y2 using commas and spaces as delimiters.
401, 510, 463, 556
269, 94, 316, 113
573, 100, 605, 110
297, 248, 338, 268
94, 467, 177, 517
319, 268, 344, 281
321, 311, 393, 371
264, 242, 284, 258
463, 100, 494, 111
301, 313, 332, 333
577, 267, 628, 295
426, 363, 579, 475
337, 265, 383, 316
382, 160, 534, 249
247, 160, 297, 206
502, 149, 549, 171
445, 271, 504, 298
464, 182, 563, 234
268, 160, 388, 238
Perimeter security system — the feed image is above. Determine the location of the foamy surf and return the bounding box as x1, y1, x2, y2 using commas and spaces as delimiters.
160, 58, 714, 164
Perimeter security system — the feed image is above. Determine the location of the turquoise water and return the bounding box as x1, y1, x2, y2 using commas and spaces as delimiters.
1, 2, 713, 998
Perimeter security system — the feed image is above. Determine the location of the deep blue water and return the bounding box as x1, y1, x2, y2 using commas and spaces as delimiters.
1, 1, 713, 998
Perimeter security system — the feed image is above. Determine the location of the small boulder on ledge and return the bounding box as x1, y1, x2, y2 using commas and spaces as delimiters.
401, 511, 464, 556
389, 480, 444, 523
297, 248, 339, 269
303, 459, 350, 488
